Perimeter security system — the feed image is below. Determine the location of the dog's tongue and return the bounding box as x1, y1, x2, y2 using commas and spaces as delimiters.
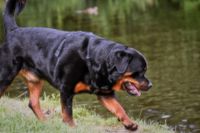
127, 83, 141, 96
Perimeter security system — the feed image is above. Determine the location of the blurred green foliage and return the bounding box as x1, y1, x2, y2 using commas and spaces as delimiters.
0, 0, 200, 42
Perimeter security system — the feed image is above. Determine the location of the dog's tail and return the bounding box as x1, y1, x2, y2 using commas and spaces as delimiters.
3, 0, 26, 33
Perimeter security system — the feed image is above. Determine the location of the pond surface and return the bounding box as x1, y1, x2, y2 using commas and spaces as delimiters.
0, 0, 200, 132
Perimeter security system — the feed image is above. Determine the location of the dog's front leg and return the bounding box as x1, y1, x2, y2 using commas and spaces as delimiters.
98, 95, 138, 131
60, 90, 75, 127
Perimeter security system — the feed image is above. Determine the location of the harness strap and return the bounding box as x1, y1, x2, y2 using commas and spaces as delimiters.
55, 39, 66, 57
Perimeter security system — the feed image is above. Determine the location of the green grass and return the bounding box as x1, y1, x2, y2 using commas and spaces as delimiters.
0, 96, 174, 133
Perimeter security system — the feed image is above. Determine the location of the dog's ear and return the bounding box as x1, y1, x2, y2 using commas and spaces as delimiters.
114, 50, 131, 73
107, 49, 133, 74
106, 49, 133, 83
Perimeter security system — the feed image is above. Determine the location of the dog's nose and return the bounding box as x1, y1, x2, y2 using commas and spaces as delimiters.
148, 81, 152, 89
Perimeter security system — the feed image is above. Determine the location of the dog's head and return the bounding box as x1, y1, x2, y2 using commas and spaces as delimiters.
107, 46, 152, 96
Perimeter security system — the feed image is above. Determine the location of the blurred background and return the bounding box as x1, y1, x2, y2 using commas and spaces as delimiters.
0, 0, 200, 132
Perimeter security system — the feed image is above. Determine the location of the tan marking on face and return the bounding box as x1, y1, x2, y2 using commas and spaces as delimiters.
112, 72, 140, 91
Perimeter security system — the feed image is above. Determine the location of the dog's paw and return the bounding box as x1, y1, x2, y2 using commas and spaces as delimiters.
63, 119, 76, 128
124, 123, 138, 131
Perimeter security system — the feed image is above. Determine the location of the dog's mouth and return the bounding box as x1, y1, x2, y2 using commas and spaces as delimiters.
123, 82, 141, 96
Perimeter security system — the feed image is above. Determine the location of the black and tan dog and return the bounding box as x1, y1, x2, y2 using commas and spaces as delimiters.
0, 0, 152, 131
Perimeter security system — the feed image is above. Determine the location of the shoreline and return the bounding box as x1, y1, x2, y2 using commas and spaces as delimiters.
0, 96, 174, 133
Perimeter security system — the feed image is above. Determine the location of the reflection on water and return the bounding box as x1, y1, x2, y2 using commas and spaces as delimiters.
1, 0, 200, 132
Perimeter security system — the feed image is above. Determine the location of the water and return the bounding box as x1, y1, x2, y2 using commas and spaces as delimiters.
0, 0, 200, 132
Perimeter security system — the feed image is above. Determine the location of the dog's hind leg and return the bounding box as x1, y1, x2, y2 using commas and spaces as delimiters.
20, 70, 46, 121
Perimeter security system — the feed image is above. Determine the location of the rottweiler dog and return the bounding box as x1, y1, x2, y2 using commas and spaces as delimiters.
0, 0, 152, 131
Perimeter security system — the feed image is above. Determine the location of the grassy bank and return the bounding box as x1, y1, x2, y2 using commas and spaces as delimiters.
0, 96, 174, 133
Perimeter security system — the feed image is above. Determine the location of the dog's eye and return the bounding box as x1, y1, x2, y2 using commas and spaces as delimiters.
133, 71, 139, 76
133, 71, 145, 77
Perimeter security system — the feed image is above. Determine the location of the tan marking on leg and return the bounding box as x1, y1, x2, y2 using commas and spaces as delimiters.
74, 82, 90, 93
98, 96, 138, 131
19, 69, 46, 121
27, 80, 46, 121
19, 69, 40, 83
60, 99, 75, 127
